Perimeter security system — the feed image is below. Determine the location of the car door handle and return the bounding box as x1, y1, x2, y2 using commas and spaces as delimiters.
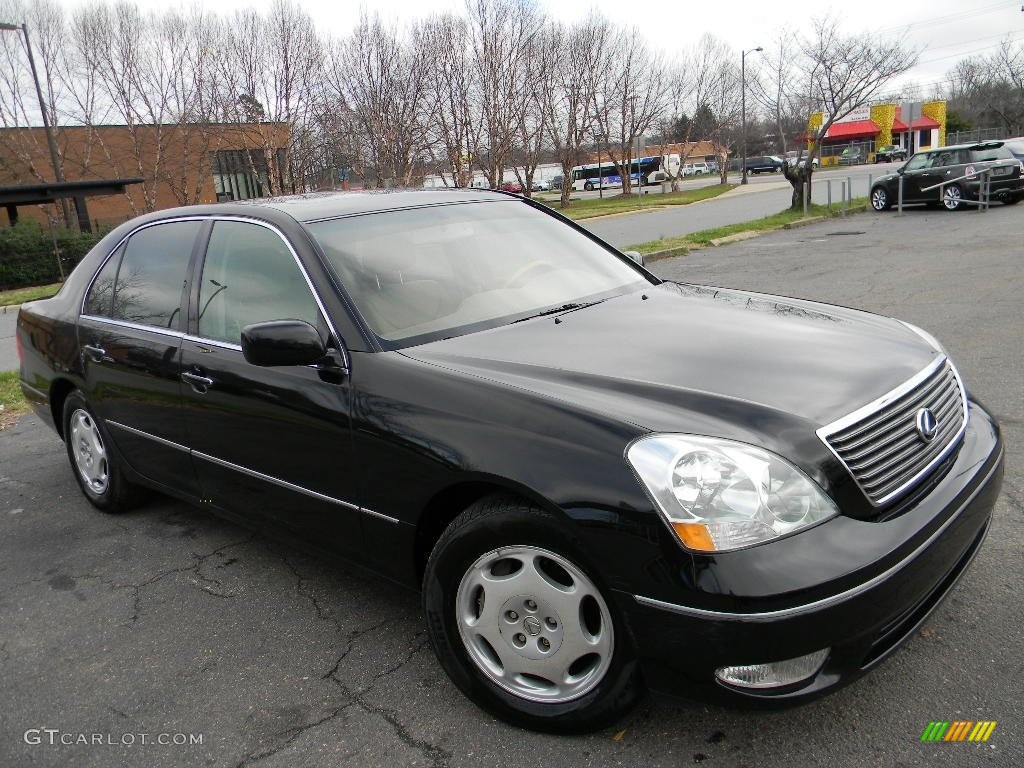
181, 371, 214, 392
82, 344, 107, 363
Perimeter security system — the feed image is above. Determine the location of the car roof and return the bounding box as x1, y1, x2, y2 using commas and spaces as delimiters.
918, 141, 1005, 154
142, 189, 518, 226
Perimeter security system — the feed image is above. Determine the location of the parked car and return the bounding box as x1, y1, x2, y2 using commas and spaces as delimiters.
869, 141, 1024, 211
838, 146, 867, 165
744, 155, 784, 174
690, 161, 710, 175
549, 174, 564, 191
682, 163, 696, 176
531, 178, 552, 192
1000, 137, 1024, 164
18, 190, 1003, 732
784, 151, 820, 169
500, 181, 524, 193
874, 145, 908, 163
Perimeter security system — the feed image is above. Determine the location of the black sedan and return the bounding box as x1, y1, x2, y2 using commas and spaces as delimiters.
17, 190, 1003, 732
870, 141, 1024, 211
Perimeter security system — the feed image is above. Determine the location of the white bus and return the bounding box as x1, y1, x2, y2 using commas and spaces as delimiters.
569, 154, 680, 191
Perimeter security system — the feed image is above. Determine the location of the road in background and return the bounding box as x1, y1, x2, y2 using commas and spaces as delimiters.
580, 164, 892, 247
1, 207, 1021, 768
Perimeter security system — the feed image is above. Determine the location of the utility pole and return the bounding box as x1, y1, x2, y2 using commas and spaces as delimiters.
1, 21, 73, 228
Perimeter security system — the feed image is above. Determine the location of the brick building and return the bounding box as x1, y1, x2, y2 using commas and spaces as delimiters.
0, 122, 290, 229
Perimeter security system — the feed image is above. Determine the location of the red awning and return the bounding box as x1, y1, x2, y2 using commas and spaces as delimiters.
892, 119, 909, 131
911, 116, 940, 130
825, 120, 881, 139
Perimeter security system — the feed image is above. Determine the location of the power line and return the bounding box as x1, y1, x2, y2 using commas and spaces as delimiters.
874, 1, 1015, 35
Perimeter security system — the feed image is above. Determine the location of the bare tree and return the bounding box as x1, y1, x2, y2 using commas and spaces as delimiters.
419, 13, 480, 187
466, 0, 544, 189
686, 35, 743, 186
784, 18, 918, 208
328, 13, 430, 188
540, 16, 607, 207
590, 26, 667, 195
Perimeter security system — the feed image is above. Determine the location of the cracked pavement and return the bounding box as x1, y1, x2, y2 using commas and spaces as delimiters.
1, 207, 1022, 767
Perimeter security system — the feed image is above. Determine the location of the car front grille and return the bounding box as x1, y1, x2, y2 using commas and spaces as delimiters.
818, 357, 968, 506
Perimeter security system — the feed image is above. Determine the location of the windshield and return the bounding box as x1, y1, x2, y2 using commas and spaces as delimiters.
306, 200, 651, 347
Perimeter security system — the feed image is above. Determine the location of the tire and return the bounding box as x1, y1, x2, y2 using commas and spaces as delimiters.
584, 182, 594, 191
63, 390, 143, 513
422, 495, 642, 733
942, 184, 965, 211
870, 186, 891, 211
1002, 195, 1020, 206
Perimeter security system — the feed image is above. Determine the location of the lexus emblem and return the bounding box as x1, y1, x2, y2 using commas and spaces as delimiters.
916, 408, 938, 442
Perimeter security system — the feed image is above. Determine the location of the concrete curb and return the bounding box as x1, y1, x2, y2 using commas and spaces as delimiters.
644, 245, 690, 262
708, 230, 762, 246
0, 303, 20, 314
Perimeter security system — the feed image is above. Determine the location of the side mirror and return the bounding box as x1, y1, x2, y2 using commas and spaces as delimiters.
241, 320, 327, 367
897, 163, 907, 175
623, 250, 645, 267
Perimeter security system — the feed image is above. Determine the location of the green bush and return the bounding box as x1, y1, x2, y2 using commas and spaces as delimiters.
0, 221, 106, 289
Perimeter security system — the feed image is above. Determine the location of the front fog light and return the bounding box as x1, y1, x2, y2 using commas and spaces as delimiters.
715, 648, 829, 690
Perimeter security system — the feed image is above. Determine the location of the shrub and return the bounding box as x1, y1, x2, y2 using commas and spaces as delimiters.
0, 221, 106, 289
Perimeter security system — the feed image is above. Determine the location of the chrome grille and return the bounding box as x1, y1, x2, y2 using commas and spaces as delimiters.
818, 357, 967, 506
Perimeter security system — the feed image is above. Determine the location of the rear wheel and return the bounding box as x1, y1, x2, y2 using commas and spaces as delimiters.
1002, 194, 1020, 206
584, 181, 594, 191
870, 186, 891, 211
63, 391, 142, 513
422, 495, 642, 732
942, 184, 965, 211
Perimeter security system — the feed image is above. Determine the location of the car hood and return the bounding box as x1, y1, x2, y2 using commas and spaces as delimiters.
402, 282, 938, 434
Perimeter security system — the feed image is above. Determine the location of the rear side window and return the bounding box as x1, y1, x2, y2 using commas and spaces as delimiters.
969, 147, 1012, 162
83, 246, 122, 317
110, 221, 200, 328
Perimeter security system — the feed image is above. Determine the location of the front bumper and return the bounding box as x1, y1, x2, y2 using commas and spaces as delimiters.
616, 401, 1003, 702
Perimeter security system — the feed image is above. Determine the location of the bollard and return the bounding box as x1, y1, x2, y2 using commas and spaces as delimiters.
827, 179, 832, 210
841, 181, 846, 216
847, 176, 853, 206
803, 179, 808, 216
897, 174, 904, 215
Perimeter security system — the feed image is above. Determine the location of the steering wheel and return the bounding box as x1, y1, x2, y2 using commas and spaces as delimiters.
503, 260, 557, 288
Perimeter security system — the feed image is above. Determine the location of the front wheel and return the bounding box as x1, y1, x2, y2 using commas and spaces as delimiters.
63, 390, 143, 513
422, 496, 642, 732
942, 184, 965, 211
584, 182, 594, 191
1002, 194, 1020, 206
870, 186, 891, 211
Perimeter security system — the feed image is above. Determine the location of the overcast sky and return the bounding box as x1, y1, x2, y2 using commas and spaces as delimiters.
53, 0, 1024, 98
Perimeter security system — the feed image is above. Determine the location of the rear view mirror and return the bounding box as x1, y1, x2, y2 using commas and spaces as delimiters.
241, 320, 327, 367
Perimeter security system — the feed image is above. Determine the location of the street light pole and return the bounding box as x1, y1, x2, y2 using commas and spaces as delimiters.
1, 21, 72, 227
740, 46, 763, 186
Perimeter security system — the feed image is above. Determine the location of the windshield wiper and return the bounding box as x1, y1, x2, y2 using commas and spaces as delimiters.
511, 299, 605, 324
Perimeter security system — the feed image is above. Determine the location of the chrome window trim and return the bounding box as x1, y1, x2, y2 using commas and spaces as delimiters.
79, 215, 210, 319
80, 314, 186, 340
633, 446, 1000, 623
195, 216, 349, 371
192, 449, 397, 523
182, 334, 242, 352
816, 356, 970, 507
106, 419, 397, 524
79, 214, 349, 371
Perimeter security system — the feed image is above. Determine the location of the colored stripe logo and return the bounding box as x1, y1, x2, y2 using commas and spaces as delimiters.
921, 721, 997, 742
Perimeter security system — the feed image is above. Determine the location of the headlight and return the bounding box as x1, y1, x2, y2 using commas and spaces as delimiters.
626, 435, 838, 552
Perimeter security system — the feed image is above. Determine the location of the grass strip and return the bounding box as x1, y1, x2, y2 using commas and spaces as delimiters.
537, 184, 735, 220
628, 198, 869, 256
0, 282, 62, 307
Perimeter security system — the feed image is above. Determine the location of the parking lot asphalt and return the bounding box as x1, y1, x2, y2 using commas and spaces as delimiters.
2, 206, 1022, 767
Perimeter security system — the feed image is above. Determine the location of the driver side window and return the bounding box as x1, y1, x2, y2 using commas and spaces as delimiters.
198, 221, 323, 345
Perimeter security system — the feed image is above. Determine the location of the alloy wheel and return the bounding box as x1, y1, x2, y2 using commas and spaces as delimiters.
69, 408, 109, 494
455, 545, 614, 703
